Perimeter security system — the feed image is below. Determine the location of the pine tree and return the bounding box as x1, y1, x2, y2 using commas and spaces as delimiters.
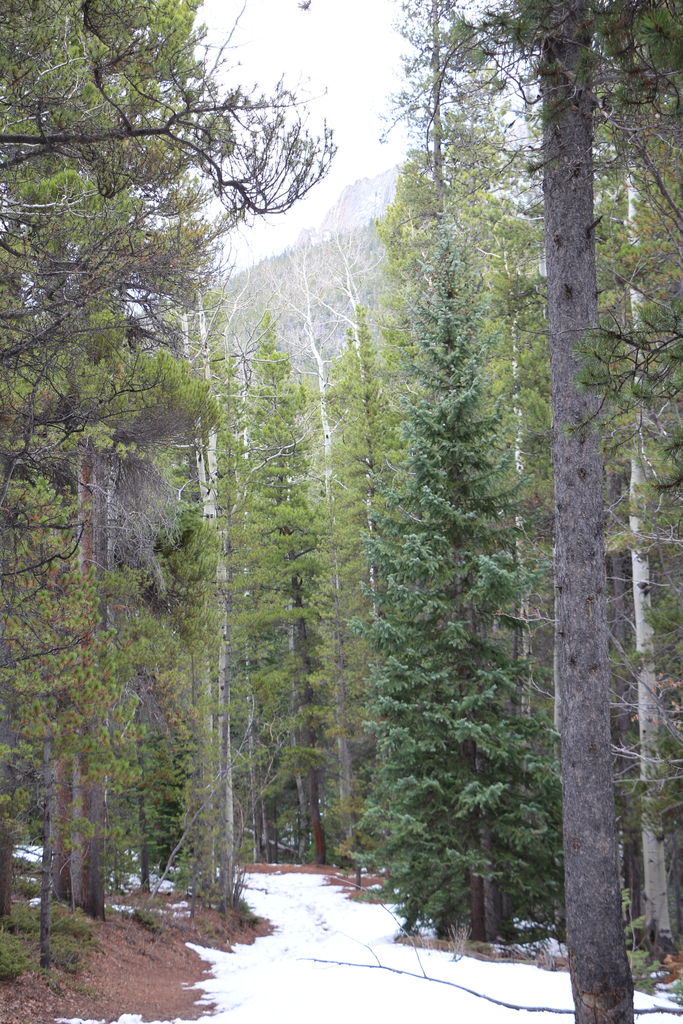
234, 320, 327, 863
322, 308, 401, 859
364, 235, 561, 940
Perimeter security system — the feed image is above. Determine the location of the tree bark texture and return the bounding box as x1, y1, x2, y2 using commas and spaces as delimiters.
39, 732, 54, 969
542, 2, 634, 1021
293, 600, 326, 866
625, 183, 673, 958
630, 455, 673, 955
0, 694, 16, 916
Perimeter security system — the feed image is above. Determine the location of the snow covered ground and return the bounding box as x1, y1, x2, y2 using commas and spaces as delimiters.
59, 869, 679, 1024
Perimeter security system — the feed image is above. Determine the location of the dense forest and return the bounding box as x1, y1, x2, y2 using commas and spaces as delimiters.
0, 2, 681, 1022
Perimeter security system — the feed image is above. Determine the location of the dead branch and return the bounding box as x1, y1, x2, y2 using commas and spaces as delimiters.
301, 957, 683, 1016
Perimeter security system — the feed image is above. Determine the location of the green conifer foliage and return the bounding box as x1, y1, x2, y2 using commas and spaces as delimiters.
322, 308, 401, 859
365, 236, 561, 940
234, 320, 327, 863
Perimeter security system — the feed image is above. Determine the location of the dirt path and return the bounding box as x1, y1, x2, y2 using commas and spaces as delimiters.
0, 893, 270, 1024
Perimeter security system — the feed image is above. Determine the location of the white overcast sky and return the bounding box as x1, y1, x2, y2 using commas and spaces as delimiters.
198, 0, 409, 266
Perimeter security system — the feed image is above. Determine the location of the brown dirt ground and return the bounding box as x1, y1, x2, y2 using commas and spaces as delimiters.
0, 864, 375, 1024
0, 887, 271, 1024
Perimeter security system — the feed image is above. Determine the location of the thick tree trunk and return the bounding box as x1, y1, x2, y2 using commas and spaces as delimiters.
542, 3, 633, 1021
84, 782, 105, 921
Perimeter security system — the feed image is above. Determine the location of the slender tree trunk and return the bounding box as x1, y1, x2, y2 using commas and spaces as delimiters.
52, 761, 70, 903
429, 0, 446, 204
40, 731, 54, 969
542, 3, 633, 1020
0, 701, 16, 916
630, 455, 673, 955
80, 450, 107, 921
607, 472, 641, 922
135, 732, 150, 893
294, 602, 326, 866
625, 183, 673, 958
469, 871, 486, 942
69, 758, 84, 910
218, 575, 236, 910
0, 830, 11, 917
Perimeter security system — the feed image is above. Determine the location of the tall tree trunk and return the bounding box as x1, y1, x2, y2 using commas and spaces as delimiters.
542, 3, 634, 1020
625, 183, 673, 958
429, 0, 446, 204
218, 575, 236, 910
74, 447, 107, 921
84, 783, 105, 921
39, 731, 54, 969
293, 601, 326, 866
630, 454, 673, 955
0, 692, 16, 917
0, 829, 11, 918
469, 871, 486, 943
135, 731, 150, 893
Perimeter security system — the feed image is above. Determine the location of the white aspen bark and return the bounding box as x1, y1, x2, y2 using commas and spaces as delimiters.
198, 301, 218, 521
296, 250, 333, 496
312, 338, 332, 498
510, 316, 532, 677
627, 180, 672, 951
246, 696, 258, 862
630, 455, 673, 948
195, 300, 237, 904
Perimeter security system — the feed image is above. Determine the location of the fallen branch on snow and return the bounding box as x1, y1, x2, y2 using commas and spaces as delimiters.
301, 958, 683, 1016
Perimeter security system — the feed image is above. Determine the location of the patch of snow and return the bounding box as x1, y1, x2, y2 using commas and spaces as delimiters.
57, 869, 680, 1024
15, 844, 42, 863
149, 878, 175, 894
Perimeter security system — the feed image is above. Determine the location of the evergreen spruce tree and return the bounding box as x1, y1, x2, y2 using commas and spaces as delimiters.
365, 234, 561, 940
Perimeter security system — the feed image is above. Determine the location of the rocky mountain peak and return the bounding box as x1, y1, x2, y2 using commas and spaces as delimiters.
296, 167, 397, 247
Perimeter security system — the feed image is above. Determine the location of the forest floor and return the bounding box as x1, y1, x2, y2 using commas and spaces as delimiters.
0, 863, 383, 1024
0, 868, 279, 1024
2, 864, 680, 1024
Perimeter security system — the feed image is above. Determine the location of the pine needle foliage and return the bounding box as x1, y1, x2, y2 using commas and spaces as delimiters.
364, 233, 562, 939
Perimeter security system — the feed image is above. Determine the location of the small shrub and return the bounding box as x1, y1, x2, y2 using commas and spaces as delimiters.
132, 907, 163, 933
237, 899, 260, 926
628, 949, 663, 994
2, 903, 40, 936
448, 921, 470, 962
51, 934, 86, 973
15, 876, 40, 900
0, 931, 32, 980
52, 906, 93, 943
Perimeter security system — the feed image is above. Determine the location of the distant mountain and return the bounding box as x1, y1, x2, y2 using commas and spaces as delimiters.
296, 167, 398, 247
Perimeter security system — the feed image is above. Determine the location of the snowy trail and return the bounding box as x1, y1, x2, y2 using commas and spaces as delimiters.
61, 869, 678, 1024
